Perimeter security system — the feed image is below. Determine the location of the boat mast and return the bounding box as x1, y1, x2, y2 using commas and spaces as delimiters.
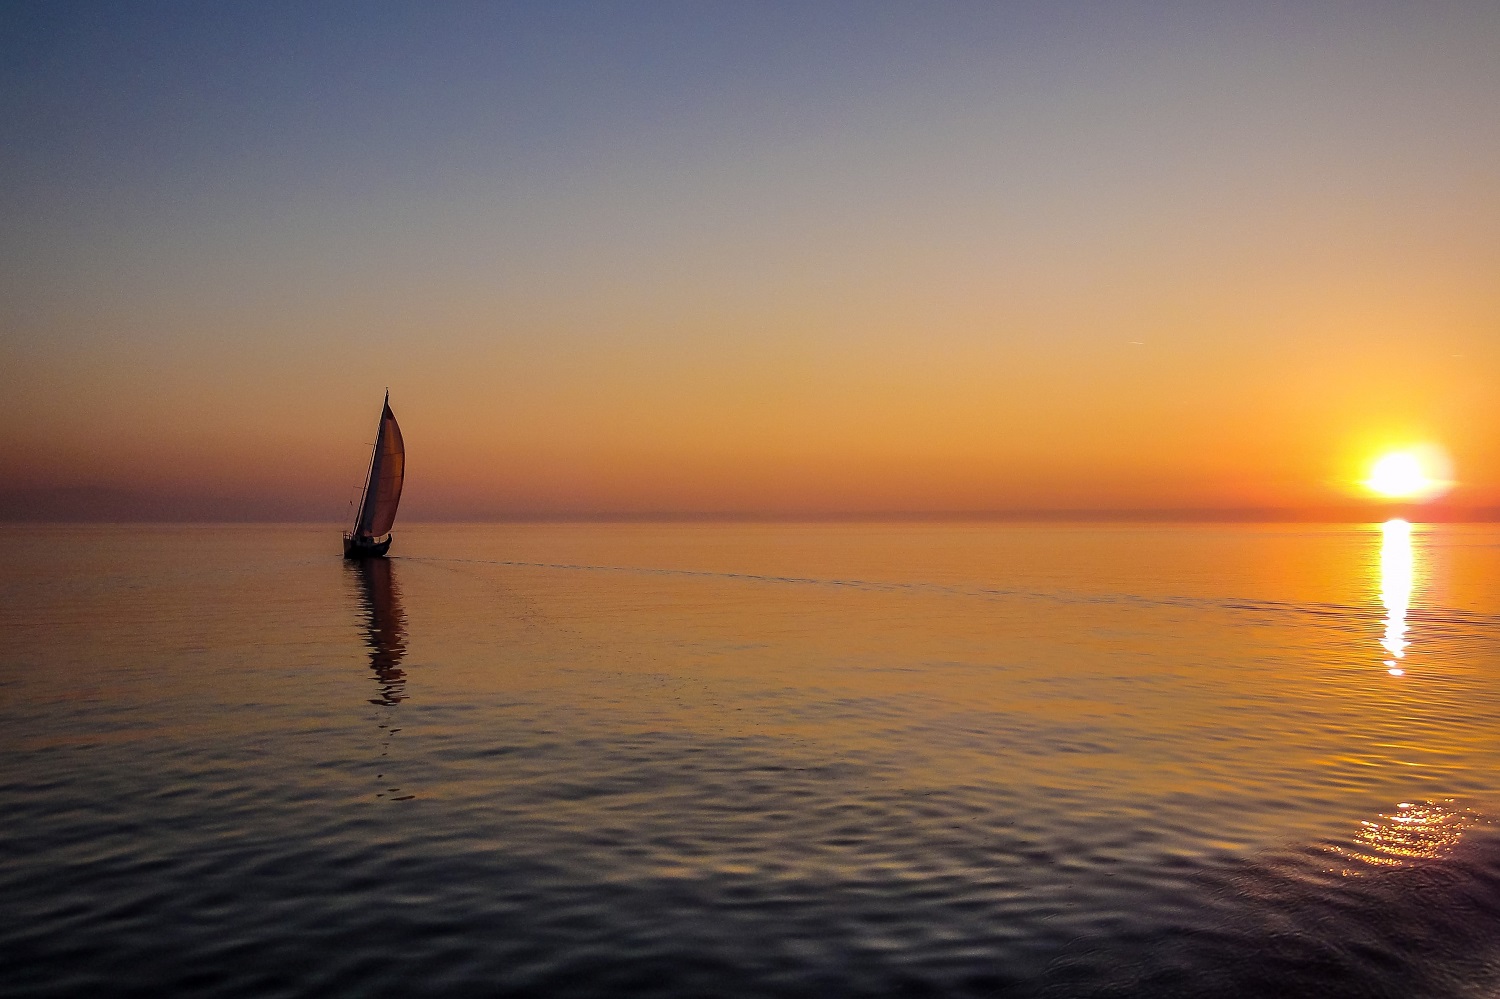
350, 394, 386, 538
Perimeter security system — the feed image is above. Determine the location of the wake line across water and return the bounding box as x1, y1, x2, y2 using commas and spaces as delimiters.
394, 555, 1500, 635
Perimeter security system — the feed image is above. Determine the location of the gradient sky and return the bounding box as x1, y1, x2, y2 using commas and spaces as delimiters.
3, 1, 1497, 519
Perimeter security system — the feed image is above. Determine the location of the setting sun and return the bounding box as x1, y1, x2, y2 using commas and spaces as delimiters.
1365, 447, 1454, 501
1369, 453, 1428, 497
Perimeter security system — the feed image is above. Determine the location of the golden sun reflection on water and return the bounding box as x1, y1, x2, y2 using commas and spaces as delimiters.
1332, 800, 1479, 871
1379, 519, 1414, 676
1329, 525, 1484, 874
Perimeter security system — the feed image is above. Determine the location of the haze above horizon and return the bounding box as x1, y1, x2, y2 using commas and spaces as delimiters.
4, 2, 1497, 521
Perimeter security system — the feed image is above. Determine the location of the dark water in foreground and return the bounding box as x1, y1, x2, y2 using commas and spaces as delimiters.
3, 522, 1500, 998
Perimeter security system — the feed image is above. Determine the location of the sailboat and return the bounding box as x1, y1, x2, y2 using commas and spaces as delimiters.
343, 392, 405, 558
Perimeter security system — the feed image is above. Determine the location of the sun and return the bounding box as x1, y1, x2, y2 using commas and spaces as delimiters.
1368, 453, 1428, 497
1364, 446, 1453, 501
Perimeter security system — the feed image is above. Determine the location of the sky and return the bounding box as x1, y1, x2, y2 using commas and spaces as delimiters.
2, 1, 1497, 520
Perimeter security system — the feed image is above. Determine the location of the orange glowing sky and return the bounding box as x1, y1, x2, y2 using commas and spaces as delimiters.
2, 4, 1498, 520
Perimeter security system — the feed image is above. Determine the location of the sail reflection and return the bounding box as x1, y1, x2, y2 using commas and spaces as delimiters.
352, 557, 408, 705
1379, 519, 1413, 675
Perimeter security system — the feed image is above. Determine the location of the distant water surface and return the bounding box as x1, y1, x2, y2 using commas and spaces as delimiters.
3, 521, 1500, 998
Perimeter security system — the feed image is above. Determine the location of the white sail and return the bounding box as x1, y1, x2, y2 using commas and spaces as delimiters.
354, 399, 404, 539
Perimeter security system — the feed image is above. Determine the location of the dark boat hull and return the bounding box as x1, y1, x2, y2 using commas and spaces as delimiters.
343, 534, 392, 559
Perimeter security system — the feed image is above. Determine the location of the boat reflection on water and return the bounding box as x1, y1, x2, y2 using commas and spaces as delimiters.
1379, 519, 1414, 677
349, 557, 415, 800
351, 556, 408, 706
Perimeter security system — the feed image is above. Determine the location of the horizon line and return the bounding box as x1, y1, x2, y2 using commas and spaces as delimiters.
4, 507, 1499, 526
3, 485, 1496, 524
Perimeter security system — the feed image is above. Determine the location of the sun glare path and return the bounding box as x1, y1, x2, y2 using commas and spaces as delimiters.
1379, 519, 1413, 676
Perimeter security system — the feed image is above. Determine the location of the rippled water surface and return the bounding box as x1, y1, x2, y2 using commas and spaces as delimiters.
4, 522, 1500, 997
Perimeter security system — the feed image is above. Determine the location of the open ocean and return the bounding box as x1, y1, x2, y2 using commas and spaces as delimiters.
3, 521, 1500, 998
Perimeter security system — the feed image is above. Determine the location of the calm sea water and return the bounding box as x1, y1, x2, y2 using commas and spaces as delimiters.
3, 521, 1500, 998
